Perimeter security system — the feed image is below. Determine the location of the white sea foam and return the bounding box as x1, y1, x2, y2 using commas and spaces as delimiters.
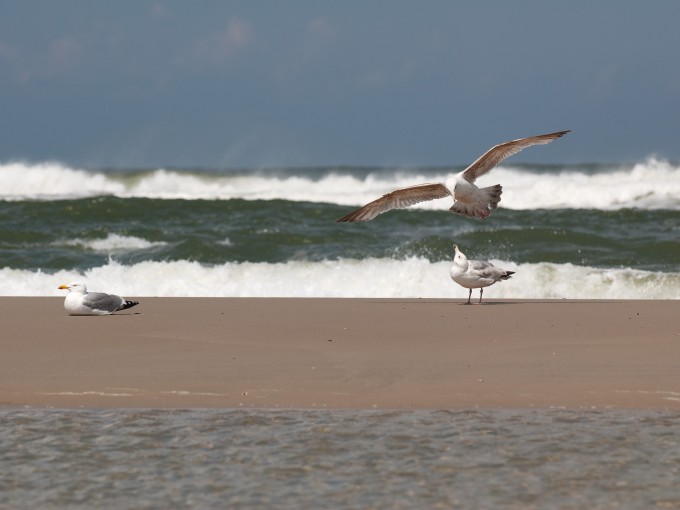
1, 159, 678, 210
0, 161, 125, 199
58, 233, 168, 253
497, 158, 680, 210
3, 258, 678, 299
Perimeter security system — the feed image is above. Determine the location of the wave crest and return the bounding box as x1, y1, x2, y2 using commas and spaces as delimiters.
3, 258, 678, 299
57, 233, 168, 253
1, 159, 678, 210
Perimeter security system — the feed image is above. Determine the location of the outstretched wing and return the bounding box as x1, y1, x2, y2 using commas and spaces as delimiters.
462, 130, 570, 183
337, 183, 450, 222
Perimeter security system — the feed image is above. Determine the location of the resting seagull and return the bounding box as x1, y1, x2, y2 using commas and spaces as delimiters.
58, 282, 139, 316
450, 245, 514, 304
337, 130, 569, 222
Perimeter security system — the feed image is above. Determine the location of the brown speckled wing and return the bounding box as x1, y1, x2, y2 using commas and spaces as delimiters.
336, 183, 450, 222
462, 130, 570, 183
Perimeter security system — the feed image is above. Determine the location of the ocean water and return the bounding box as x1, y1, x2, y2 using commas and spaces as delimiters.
2, 409, 679, 509
2, 162, 680, 509
0, 159, 679, 299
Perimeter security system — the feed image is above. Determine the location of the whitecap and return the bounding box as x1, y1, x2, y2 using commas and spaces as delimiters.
2, 159, 678, 210
57, 233, 168, 253
4, 257, 678, 299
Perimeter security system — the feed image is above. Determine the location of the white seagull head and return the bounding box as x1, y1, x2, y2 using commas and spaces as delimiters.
452, 244, 468, 267
58, 282, 88, 294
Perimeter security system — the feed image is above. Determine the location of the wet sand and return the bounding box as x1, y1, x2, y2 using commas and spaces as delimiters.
2, 297, 679, 410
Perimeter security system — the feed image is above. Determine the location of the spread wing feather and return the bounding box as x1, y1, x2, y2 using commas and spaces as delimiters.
337, 183, 450, 222
462, 130, 570, 182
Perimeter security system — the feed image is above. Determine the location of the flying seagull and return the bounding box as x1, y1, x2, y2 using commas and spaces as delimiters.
58, 282, 139, 315
337, 130, 569, 222
449, 244, 515, 304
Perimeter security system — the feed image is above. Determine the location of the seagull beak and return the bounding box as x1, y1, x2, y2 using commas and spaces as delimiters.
58, 284, 69, 290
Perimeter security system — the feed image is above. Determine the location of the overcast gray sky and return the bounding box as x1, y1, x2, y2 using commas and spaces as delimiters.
1, 1, 679, 168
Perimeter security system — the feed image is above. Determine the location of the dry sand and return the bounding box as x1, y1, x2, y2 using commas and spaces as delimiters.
2, 297, 679, 410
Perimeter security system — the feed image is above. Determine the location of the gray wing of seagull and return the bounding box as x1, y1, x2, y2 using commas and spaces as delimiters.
462, 130, 570, 183
468, 260, 504, 279
82, 292, 125, 313
336, 183, 450, 222
467, 260, 515, 285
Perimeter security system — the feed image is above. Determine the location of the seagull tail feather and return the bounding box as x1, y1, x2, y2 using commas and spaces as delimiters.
118, 300, 140, 311
449, 184, 502, 220
449, 202, 490, 219
482, 184, 503, 210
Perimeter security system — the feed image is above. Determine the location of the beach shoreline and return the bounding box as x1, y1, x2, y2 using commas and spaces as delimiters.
2, 297, 679, 411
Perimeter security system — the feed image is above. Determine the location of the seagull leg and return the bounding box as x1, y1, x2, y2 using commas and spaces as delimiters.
465, 288, 472, 305
478, 288, 484, 304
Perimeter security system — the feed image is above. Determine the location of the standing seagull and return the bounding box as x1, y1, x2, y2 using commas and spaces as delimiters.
450, 245, 514, 305
58, 282, 139, 315
337, 130, 569, 222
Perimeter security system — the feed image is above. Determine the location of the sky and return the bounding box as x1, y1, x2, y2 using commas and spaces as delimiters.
1, 1, 680, 168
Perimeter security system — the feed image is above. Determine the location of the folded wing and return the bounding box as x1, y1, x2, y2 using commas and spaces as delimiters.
82, 292, 125, 313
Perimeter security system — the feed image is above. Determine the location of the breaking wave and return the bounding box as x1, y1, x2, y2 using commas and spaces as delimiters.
1, 159, 678, 210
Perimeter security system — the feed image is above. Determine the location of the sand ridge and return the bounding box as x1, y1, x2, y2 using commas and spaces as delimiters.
2, 297, 679, 410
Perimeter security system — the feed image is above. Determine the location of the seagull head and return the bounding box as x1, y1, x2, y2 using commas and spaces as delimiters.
452, 244, 468, 266
58, 282, 88, 293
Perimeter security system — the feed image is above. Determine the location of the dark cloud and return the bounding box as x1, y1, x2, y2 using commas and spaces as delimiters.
1, 1, 679, 167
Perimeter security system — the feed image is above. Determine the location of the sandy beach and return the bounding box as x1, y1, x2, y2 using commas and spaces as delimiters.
1, 297, 679, 410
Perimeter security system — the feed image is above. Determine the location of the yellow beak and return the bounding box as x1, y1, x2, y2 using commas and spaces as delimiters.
58, 284, 69, 290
